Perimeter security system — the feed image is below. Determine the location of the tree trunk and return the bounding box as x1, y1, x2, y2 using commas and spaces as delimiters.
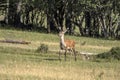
100, 15, 108, 38
14, 1, 22, 27
5, 0, 9, 24
85, 11, 91, 36
66, 16, 72, 34
71, 15, 85, 36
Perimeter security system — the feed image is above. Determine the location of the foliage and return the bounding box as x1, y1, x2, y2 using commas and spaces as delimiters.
97, 47, 120, 60
36, 44, 48, 53
0, 0, 120, 38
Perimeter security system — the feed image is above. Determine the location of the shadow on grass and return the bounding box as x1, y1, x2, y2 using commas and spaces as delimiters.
44, 58, 60, 61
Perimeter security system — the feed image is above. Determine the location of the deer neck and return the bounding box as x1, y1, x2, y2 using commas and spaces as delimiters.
60, 35, 66, 47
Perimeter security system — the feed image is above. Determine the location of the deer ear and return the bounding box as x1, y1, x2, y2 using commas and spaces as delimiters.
58, 27, 62, 33
66, 27, 69, 30
58, 27, 61, 31
63, 27, 69, 33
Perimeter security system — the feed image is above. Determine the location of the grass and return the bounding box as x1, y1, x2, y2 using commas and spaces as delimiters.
0, 46, 120, 80
0, 29, 120, 80
0, 29, 120, 53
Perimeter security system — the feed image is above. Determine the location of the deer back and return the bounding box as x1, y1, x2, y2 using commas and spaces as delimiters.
64, 39, 75, 49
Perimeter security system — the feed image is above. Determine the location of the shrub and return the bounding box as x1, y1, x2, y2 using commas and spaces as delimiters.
36, 44, 48, 53
97, 47, 120, 60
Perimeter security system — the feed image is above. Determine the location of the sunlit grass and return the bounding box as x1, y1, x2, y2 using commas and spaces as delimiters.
0, 46, 120, 80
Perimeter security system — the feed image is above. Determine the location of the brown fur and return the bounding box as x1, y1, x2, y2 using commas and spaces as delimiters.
64, 40, 75, 49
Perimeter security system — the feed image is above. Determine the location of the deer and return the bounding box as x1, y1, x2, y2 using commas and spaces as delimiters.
58, 28, 77, 61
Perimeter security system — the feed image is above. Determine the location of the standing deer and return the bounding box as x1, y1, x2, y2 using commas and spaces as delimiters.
58, 28, 77, 61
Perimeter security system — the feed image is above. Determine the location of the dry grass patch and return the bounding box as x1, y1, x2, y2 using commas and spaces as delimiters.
0, 62, 120, 80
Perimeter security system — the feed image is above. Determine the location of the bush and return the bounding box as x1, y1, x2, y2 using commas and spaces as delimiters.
97, 47, 120, 60
36, 44, 48, 53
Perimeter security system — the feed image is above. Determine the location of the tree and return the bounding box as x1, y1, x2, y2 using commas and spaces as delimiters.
0, 0, 120, 39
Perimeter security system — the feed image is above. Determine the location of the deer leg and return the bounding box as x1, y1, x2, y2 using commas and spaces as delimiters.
69, 49, 73, 60
73, 48, 77, 61
64, 49, 67, 61
59, 50, 62, 61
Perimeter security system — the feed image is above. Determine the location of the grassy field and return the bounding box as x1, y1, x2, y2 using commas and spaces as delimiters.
0, 29, 120, 80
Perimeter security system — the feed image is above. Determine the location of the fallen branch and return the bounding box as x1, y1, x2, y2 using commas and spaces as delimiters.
79, 52, 97, 60
0, 39, 31, 44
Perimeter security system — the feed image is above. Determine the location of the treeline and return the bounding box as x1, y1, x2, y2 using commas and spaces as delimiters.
0, 0, 120, 39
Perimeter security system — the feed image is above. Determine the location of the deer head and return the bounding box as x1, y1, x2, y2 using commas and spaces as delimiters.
58, 27, 69, 36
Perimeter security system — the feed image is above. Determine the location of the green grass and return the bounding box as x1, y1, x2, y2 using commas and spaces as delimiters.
0, 29, 120, 80
0, 29, 120, 53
